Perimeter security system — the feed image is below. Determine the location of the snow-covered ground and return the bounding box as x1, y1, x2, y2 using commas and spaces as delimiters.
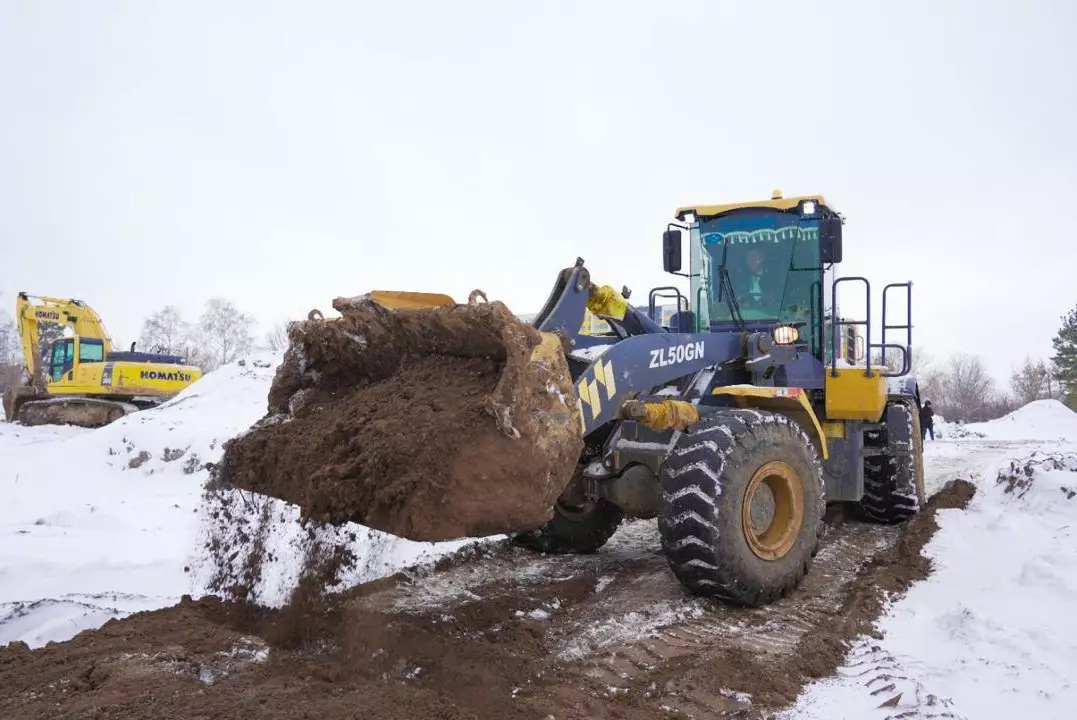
4, 363, 1077, 718
0, 352, 484, 648
785, 399, 1077, 719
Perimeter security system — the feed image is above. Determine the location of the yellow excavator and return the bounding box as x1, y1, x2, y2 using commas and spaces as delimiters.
3, 293, 203, 427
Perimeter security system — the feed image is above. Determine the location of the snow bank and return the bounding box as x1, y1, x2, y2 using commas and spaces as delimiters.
0, 351, 488, 649
967, 399, 1077, 442
0, 354, 282, 648
933, 399, 1077, 442
785, 446, 1077, 718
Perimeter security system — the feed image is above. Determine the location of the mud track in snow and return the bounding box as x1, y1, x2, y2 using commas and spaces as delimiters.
0, 480, 974, 720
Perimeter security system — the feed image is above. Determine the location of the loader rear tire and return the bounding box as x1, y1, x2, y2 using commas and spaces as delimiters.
514, 499, 624, 554
658, 409, 825, 607
859, 400, 926, 524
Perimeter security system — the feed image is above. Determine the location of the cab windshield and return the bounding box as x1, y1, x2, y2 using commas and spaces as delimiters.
692, 211, 821, 326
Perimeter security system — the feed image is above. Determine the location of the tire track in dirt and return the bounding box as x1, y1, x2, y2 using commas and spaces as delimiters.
0, 481, 976, 720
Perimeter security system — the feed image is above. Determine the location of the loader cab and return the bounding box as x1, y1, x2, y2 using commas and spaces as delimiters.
663, 191, 912, 384
667, 193, 840, 364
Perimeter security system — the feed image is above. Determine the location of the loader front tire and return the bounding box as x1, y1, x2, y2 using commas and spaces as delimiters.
658, 409, 825, 607
514, 498, 624, 554
859, 399, 926, 524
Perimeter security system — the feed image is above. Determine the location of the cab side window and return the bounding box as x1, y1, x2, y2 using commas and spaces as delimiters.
79, 339, 104, 363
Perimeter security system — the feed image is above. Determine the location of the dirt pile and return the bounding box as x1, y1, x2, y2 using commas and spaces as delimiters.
211, 294, 583, 542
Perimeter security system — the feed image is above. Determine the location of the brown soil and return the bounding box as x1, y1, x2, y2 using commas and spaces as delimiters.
212, 294, 582, 542
0, 480, 977, 720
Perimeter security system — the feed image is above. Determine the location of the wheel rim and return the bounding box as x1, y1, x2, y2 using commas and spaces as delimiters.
741, 460, 805, 561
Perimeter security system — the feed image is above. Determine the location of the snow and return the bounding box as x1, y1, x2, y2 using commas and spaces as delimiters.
784, 425, 1077, 718
0, 351, 486, 648
939, 396, 1077, 441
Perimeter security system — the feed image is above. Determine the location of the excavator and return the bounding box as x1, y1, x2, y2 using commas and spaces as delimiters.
3, 293, 203, 428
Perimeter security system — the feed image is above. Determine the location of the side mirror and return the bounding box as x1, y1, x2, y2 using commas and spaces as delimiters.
820, 216, 843, 264
663, 229, 682, 273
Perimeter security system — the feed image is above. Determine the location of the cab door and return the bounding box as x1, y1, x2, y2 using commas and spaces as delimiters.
48, 339, 75, 385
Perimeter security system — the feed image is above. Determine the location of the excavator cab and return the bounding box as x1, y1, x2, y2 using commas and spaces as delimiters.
44, 336, 105, 382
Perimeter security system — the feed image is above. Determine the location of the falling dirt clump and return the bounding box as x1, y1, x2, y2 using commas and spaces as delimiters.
211, 294, 582, 542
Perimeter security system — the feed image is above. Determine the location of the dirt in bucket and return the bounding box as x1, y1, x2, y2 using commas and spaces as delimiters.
210, 294, 583, 543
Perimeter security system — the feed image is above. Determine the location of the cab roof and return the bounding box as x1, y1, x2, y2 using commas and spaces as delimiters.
675, 190, 831, 221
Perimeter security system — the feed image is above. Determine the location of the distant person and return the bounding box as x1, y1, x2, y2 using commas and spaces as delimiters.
920, 400, 935, 441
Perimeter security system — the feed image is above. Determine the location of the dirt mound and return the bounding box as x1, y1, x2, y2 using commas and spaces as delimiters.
0, 578, 595, 720
212, 294, 583, 542
0, 480, 978, 720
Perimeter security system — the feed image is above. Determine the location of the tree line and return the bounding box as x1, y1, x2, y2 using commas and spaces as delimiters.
871, 305, 1077, 423
134, 299, 259, 372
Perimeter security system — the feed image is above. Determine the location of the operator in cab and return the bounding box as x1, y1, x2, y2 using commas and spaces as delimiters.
737, 246, 779, 309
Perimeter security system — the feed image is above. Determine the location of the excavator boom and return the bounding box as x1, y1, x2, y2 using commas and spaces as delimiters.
14, 293, 114, 388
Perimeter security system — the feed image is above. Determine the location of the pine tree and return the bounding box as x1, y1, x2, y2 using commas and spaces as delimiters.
1050, 305, 1077, 409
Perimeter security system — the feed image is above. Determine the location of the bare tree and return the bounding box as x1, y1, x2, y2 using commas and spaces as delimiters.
869, 344, 933, 377
197, 298, 256, 371
934, 353, 998, 423
1010, 356, 1052, 405
264, 320, 290, 352
910, 347, 934, 376
0, 309, 22, 395
1043, 359, 1065, 401
870, 348, 903, 374
0, 309, 19, 364
139, 305, 190, 355
984, 391, 1020, 419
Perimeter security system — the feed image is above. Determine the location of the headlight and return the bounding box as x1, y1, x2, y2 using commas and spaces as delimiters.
773, 325, 799, 345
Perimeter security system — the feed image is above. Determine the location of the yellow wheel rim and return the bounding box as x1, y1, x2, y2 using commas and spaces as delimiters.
741, 460, 805, 561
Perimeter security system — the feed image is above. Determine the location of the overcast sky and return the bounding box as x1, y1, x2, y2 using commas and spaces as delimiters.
2, 0, 1075, 384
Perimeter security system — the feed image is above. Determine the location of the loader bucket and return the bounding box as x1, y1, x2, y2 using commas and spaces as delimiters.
212, 292, 585, 542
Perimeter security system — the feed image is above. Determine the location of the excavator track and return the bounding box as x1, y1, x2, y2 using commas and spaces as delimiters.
15, 396, 140, 428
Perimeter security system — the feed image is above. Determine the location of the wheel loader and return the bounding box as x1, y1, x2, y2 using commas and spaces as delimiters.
222, 190, 924, 608
3, 293, 203, 427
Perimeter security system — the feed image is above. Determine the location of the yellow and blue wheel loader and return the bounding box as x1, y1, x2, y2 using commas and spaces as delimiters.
504, 191, 924, 605
234, 190, 925, 607
3, 293, 203, 428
